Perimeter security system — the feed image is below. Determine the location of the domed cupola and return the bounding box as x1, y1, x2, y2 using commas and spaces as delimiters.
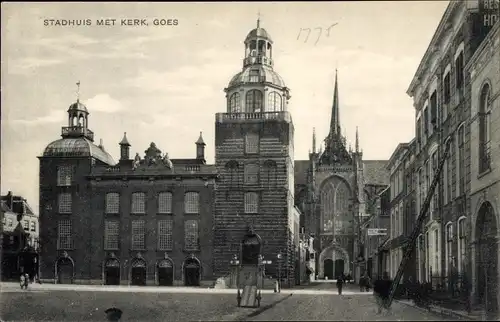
224, 16, 291, 114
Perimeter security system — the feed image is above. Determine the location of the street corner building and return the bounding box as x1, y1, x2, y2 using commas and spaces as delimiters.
293, 74, 390, 281
37, 99, 217, 286
1, 192, 40, 281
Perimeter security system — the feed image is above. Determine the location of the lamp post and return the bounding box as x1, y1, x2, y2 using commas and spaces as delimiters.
277, 251, 283, 293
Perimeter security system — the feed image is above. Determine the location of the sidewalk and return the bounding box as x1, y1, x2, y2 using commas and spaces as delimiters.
396, 298, 485, 321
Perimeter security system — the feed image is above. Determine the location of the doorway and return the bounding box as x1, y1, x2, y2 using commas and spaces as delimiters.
475, 202, 498, 317
158, 259, 174, 286
324, 259, 334, 280
56, 257, 74, 284
131, 259, 147, 286
335, 259, 345, 279
104, 259, 120, 285
183, 258, 201, 286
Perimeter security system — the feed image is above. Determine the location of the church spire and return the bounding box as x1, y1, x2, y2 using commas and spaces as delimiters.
312, 127, 316, 153
329, 69, 340, 138
355, 126, 359, 153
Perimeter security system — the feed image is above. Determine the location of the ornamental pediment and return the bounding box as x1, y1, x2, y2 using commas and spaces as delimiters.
132, 142, 174, 170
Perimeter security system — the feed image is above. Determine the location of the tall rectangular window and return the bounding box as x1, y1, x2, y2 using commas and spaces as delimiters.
443, 73, 451, 104
57, 219, 73, 250
105, 193, 120, 214
445, 223, 453, 275
158, 192, 173, 214
458, 218, 466, 274
184, 192, 199, 214
416, 117, 422, 149
131, 192, 146, 214
158, 219, 173, 250
244, 164, 259, 184
455, 53, 464, 90
244, 192, 259, 213
245, 133, 259, 154
184, 219, 199, 251
457, 126, 465, 195
58, 193, 72, 214
131, 220, 145, 250
57, 165, 73, 186
423, 106, 429, 136
430, 91, 438, 126
104, 220, 119, 250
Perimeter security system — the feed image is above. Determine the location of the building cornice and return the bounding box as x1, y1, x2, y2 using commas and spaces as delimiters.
407, 1, 461, 97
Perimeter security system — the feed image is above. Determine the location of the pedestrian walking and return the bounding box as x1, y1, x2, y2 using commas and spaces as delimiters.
336, 273, 344, 295
364, 273, 372, 292
373, 272, 392, 315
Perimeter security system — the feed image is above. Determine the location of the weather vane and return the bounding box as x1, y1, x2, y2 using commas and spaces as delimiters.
76, 80, 81, 101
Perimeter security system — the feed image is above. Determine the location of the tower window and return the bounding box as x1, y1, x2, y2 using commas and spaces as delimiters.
57, 219, 73, 250
267, 92, 282, 112
245, 90, 263, 113
229, 93, 241, 113
245, 133, 259, 154
58, 193, 72, 214
57, 165, 73, 186
249, 70, 260, 82
244, 192, 259, 213
244, 164, 259, 184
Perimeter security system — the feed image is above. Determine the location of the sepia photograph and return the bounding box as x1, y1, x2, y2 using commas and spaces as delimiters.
1, 1, 499, 321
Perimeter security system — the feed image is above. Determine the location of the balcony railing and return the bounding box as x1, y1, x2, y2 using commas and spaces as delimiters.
216, 111, 291, 123
61, 126, 94, 141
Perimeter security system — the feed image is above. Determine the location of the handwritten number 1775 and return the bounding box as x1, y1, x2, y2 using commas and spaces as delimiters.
297, 23, 338, 45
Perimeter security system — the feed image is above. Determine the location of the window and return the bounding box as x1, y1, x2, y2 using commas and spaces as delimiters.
267, 92, 282, 112
57, 165, 73, 186
249, 69, 260, 82
445, 222, 453, 275
184, 219, 199, 251
225, 160, 239, 188
457, 217, 466, 274
245, 133, 259, 154
158, 192, 173, 214
430, 91, 438, 126
245, 90, 263, 113
244, 164, 259, 184
229, 92, 241, 113
58, 193, 72, 214
104, 220, 119, 250
416, 117, 422, 149
184, 192, 199, 214
478, 83, 491, 173
431, 151, 438, 217
263, 160, 277, 187
29, 221, 36, 232
423, 106, 429, 135
131, 192, 146, 214
131, 220, 145, 250
105, 193, 120, 214
444, 73, 451, 104
57, 219, 73, 250
23, 220, 29, 230
457, 125, 465, 195
158, 219, 173, 251
455, 52, 464, 90
244, 192, 259, 213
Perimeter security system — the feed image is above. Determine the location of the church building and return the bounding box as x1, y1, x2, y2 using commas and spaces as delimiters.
294, 72, 390, 281
38, 96, 217, 286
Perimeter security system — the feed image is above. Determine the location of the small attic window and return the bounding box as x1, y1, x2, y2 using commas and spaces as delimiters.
249, 69, 260, 82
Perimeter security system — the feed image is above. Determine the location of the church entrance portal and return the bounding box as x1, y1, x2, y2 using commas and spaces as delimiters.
323, 259, 334, 280
56, 257, 74, 284
104, 258, 120, 285
335, 259, 345, 279
184, 258, 201, 286
131, 259, 147, 286
158, 259, 174, 286
475, 202, 498, 318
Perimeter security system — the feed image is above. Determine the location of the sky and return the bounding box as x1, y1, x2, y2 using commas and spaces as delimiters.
1, 1, 449, 210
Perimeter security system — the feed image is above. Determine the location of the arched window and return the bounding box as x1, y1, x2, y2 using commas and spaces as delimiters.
245, 90, 263, 113
267, 92, 282, 112
229, 93, 241, 113
478, 83, 491, 173
457, 216, 466, 274
445, 222, 454, 276
320, 178, 351, 234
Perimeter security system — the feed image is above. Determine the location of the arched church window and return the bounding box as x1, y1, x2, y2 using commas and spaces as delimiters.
478, 83, 491, 173
267, 92, 282, 112
245, 90, 263, 113
229, 93, 241, 113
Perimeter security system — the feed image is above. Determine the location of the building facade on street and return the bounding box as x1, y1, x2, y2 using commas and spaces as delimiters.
373, 186, 391, 278
212, 19, 299, 288
404, 0, 498, 314
466, 20, 499, 318
1, 192, 39, 281
38, 101, 216, 286
294, 73, 389, 282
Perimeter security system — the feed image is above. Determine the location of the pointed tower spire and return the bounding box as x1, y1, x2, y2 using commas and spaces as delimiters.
355, 126, 359, 153
257, 10, 261, 28
329, 69, 340, 138
76, 81, 81, 102
312, 127, 316, 153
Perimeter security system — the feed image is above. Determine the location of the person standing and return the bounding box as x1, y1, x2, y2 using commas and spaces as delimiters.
336, 273, 344, 295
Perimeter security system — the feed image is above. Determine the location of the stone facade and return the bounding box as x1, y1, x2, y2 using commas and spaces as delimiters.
467, 20, 499, 318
